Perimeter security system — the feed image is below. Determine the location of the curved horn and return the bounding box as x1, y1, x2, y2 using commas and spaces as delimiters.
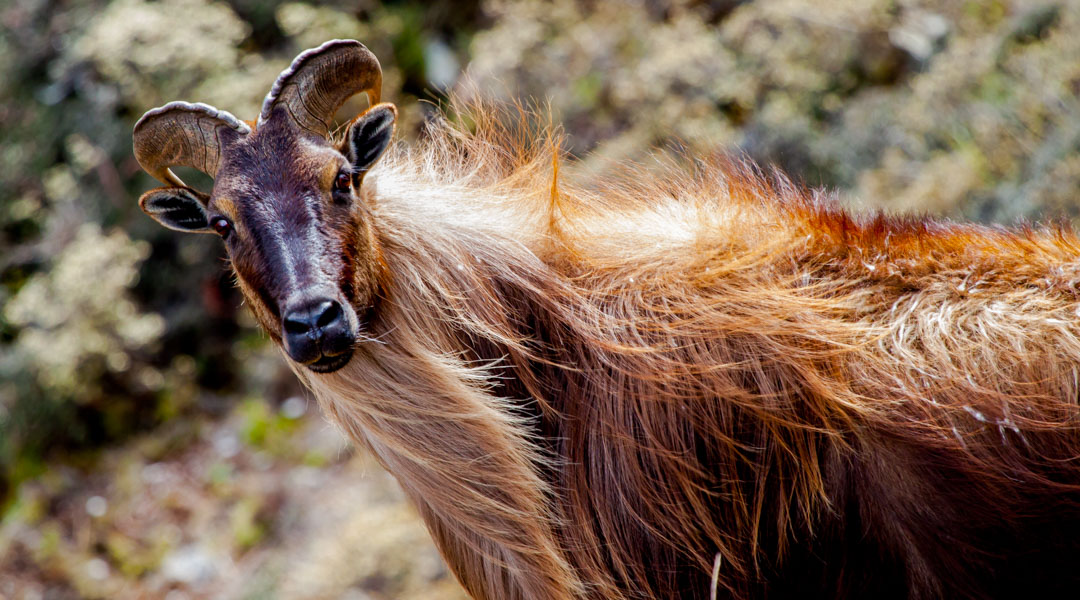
133, 101, 251, 187
259, 39, 382, 138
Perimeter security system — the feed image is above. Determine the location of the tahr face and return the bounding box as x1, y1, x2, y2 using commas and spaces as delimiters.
138, 103, 397, 374
210, 115, 363, 372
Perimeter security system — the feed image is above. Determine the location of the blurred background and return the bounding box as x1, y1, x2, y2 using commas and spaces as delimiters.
1, 0, 1078, 598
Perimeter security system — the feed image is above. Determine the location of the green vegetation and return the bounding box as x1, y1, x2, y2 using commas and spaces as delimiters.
1, 0, 1077, 597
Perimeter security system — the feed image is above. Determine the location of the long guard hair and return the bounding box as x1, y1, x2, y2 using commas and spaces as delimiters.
294, 99, 1080, 599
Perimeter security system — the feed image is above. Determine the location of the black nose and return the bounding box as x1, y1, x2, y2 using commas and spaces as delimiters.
282, 297, 355, 369
284, 299, 341, 336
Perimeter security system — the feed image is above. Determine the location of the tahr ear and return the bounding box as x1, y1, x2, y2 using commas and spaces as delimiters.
342, 103, 397, 175
139, 186, 212, 233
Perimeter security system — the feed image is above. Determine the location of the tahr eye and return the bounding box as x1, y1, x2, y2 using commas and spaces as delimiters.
211, 217, 232, 239
334, 172, 352, 193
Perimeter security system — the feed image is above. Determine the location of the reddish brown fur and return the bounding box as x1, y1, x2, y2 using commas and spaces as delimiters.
250, 100, 1080, 600
158, 95, 1080, 598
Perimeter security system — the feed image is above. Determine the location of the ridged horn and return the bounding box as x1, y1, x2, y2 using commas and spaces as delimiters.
259, 39, 382, 138
133, 101, 251, 187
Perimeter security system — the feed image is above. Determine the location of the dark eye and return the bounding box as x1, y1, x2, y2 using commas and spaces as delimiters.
211, 217, 232, 239
334, 172, 352, 193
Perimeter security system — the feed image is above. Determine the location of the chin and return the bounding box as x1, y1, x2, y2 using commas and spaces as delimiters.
305, 350, 354, 374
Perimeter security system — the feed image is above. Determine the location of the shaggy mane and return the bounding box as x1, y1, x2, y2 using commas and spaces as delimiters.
298, 99, 1080, 600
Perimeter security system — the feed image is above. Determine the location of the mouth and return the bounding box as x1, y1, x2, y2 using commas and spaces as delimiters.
305, 349, 354, 374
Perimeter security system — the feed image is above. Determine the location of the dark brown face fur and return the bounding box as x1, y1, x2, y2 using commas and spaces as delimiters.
135, 100, 395, 371
207, 110, 380, 372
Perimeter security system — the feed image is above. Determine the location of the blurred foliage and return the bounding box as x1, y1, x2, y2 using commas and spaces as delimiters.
1, 225, 165, 486
468, 0, 1080, 221
1, 0, 1078, 597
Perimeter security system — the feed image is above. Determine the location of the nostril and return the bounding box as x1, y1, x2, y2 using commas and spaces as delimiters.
315, 300, 342, 328
283, 314, 312, 335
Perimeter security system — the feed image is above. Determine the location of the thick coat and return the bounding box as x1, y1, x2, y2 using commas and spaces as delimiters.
300, 105, 1080, 599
